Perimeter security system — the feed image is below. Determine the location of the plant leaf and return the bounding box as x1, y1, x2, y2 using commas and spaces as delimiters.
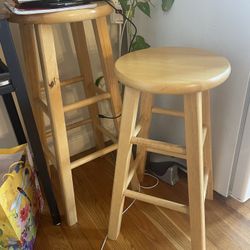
95, 76, 104, 86
137, 2, 151, 17
119, 0, 130, 12
161, 0, 174, 12
131, 35, 150, 51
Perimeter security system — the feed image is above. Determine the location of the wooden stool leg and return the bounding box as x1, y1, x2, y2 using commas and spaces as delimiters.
184, 92, 206, 250
92, 16, 122, 131
70, 22, 105, 149
108, 87, 140, 240
35, 24, 77, 225
202, 90, 213, 200
137, 92, 154, 181
19, 24, 49, 165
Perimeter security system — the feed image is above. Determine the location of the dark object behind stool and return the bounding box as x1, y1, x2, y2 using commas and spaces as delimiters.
18, 0, 91, 9
146, 154, 186, 186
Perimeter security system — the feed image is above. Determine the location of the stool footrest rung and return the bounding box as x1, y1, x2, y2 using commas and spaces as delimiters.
152, 107, 184, 118
64, 92, 111, 113
46, 118, 92, 137
61, 75, 84, 87
124, 189, 189, 214
131, 137, 186, 159
66, 118, 92, 130
71, 143, 118, 169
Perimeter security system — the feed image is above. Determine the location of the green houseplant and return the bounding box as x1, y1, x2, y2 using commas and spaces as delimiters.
119, 0, 175, 51
95, 0, 174, 86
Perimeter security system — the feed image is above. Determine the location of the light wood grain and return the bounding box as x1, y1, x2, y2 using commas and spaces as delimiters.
71, 21, 105, 149
111, 47, 230, 249
46, 118, 92, 138
95, 85, 107, 95
19, 24, 45, 142
43, 148, 56, 168
19, 24, 50, 171
202, 127, 208, 146
126, 152, 143, 188
131, 137, 186, 159
108, 87, 140, 240
63, 92, 111, 112
16, 4, 123, 227
60, 75, 84, 87
35, 98, 49, 116
152, 106, 184, 117
70, 144, 118, 170
124, 189, 189, 214
35, 24, 77, 226
34, 156, 250, 250
204, 167, 209, 201
184, 92, 206, 250
8, 2, 112, 24
93, 16, 122, 131
133, 121, 142, 137
137, 92, 153, 181
202, 90, 214, 200
115, 47, 231, 94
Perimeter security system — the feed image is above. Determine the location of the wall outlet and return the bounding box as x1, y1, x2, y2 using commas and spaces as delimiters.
110, 1, 123, 24
111, 0, 121, 5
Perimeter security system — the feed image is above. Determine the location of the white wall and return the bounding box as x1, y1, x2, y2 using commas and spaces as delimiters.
231, 74, 250, 202
135, 0, 250, 196
231, 105, 250, 202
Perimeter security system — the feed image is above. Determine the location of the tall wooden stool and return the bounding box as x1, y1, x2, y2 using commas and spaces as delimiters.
0, 15, 60, 225
8, 2, 122, 226
108, 47, 231, 249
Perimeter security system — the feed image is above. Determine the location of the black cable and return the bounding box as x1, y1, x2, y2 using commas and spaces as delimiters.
98, 113, 121, 119
97, 1, 137, 120
103, 0, 137, 52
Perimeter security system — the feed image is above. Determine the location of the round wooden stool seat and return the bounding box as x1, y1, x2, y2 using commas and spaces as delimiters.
115, 47, 231, 94
8, 2, 112, 24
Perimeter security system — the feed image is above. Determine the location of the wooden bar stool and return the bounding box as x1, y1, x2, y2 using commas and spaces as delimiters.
8, 2, 122, 226
108, 47, 231, 249
0, 16, 61, 225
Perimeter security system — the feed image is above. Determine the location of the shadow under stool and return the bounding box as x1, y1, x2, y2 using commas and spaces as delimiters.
8, 2, 122, 226
108, 47, 231, 250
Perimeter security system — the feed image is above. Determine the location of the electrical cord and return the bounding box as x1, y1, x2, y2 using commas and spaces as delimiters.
97, 0, 138, 120
140, 172, 159, 189
103, 0, 137, 52
100, 173, 159, 249
98, 113, 121, 119
97, 6, 152, 246
100, 235, 108, 250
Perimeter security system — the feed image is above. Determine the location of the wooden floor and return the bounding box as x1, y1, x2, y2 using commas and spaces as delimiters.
34, 155, 250, 250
